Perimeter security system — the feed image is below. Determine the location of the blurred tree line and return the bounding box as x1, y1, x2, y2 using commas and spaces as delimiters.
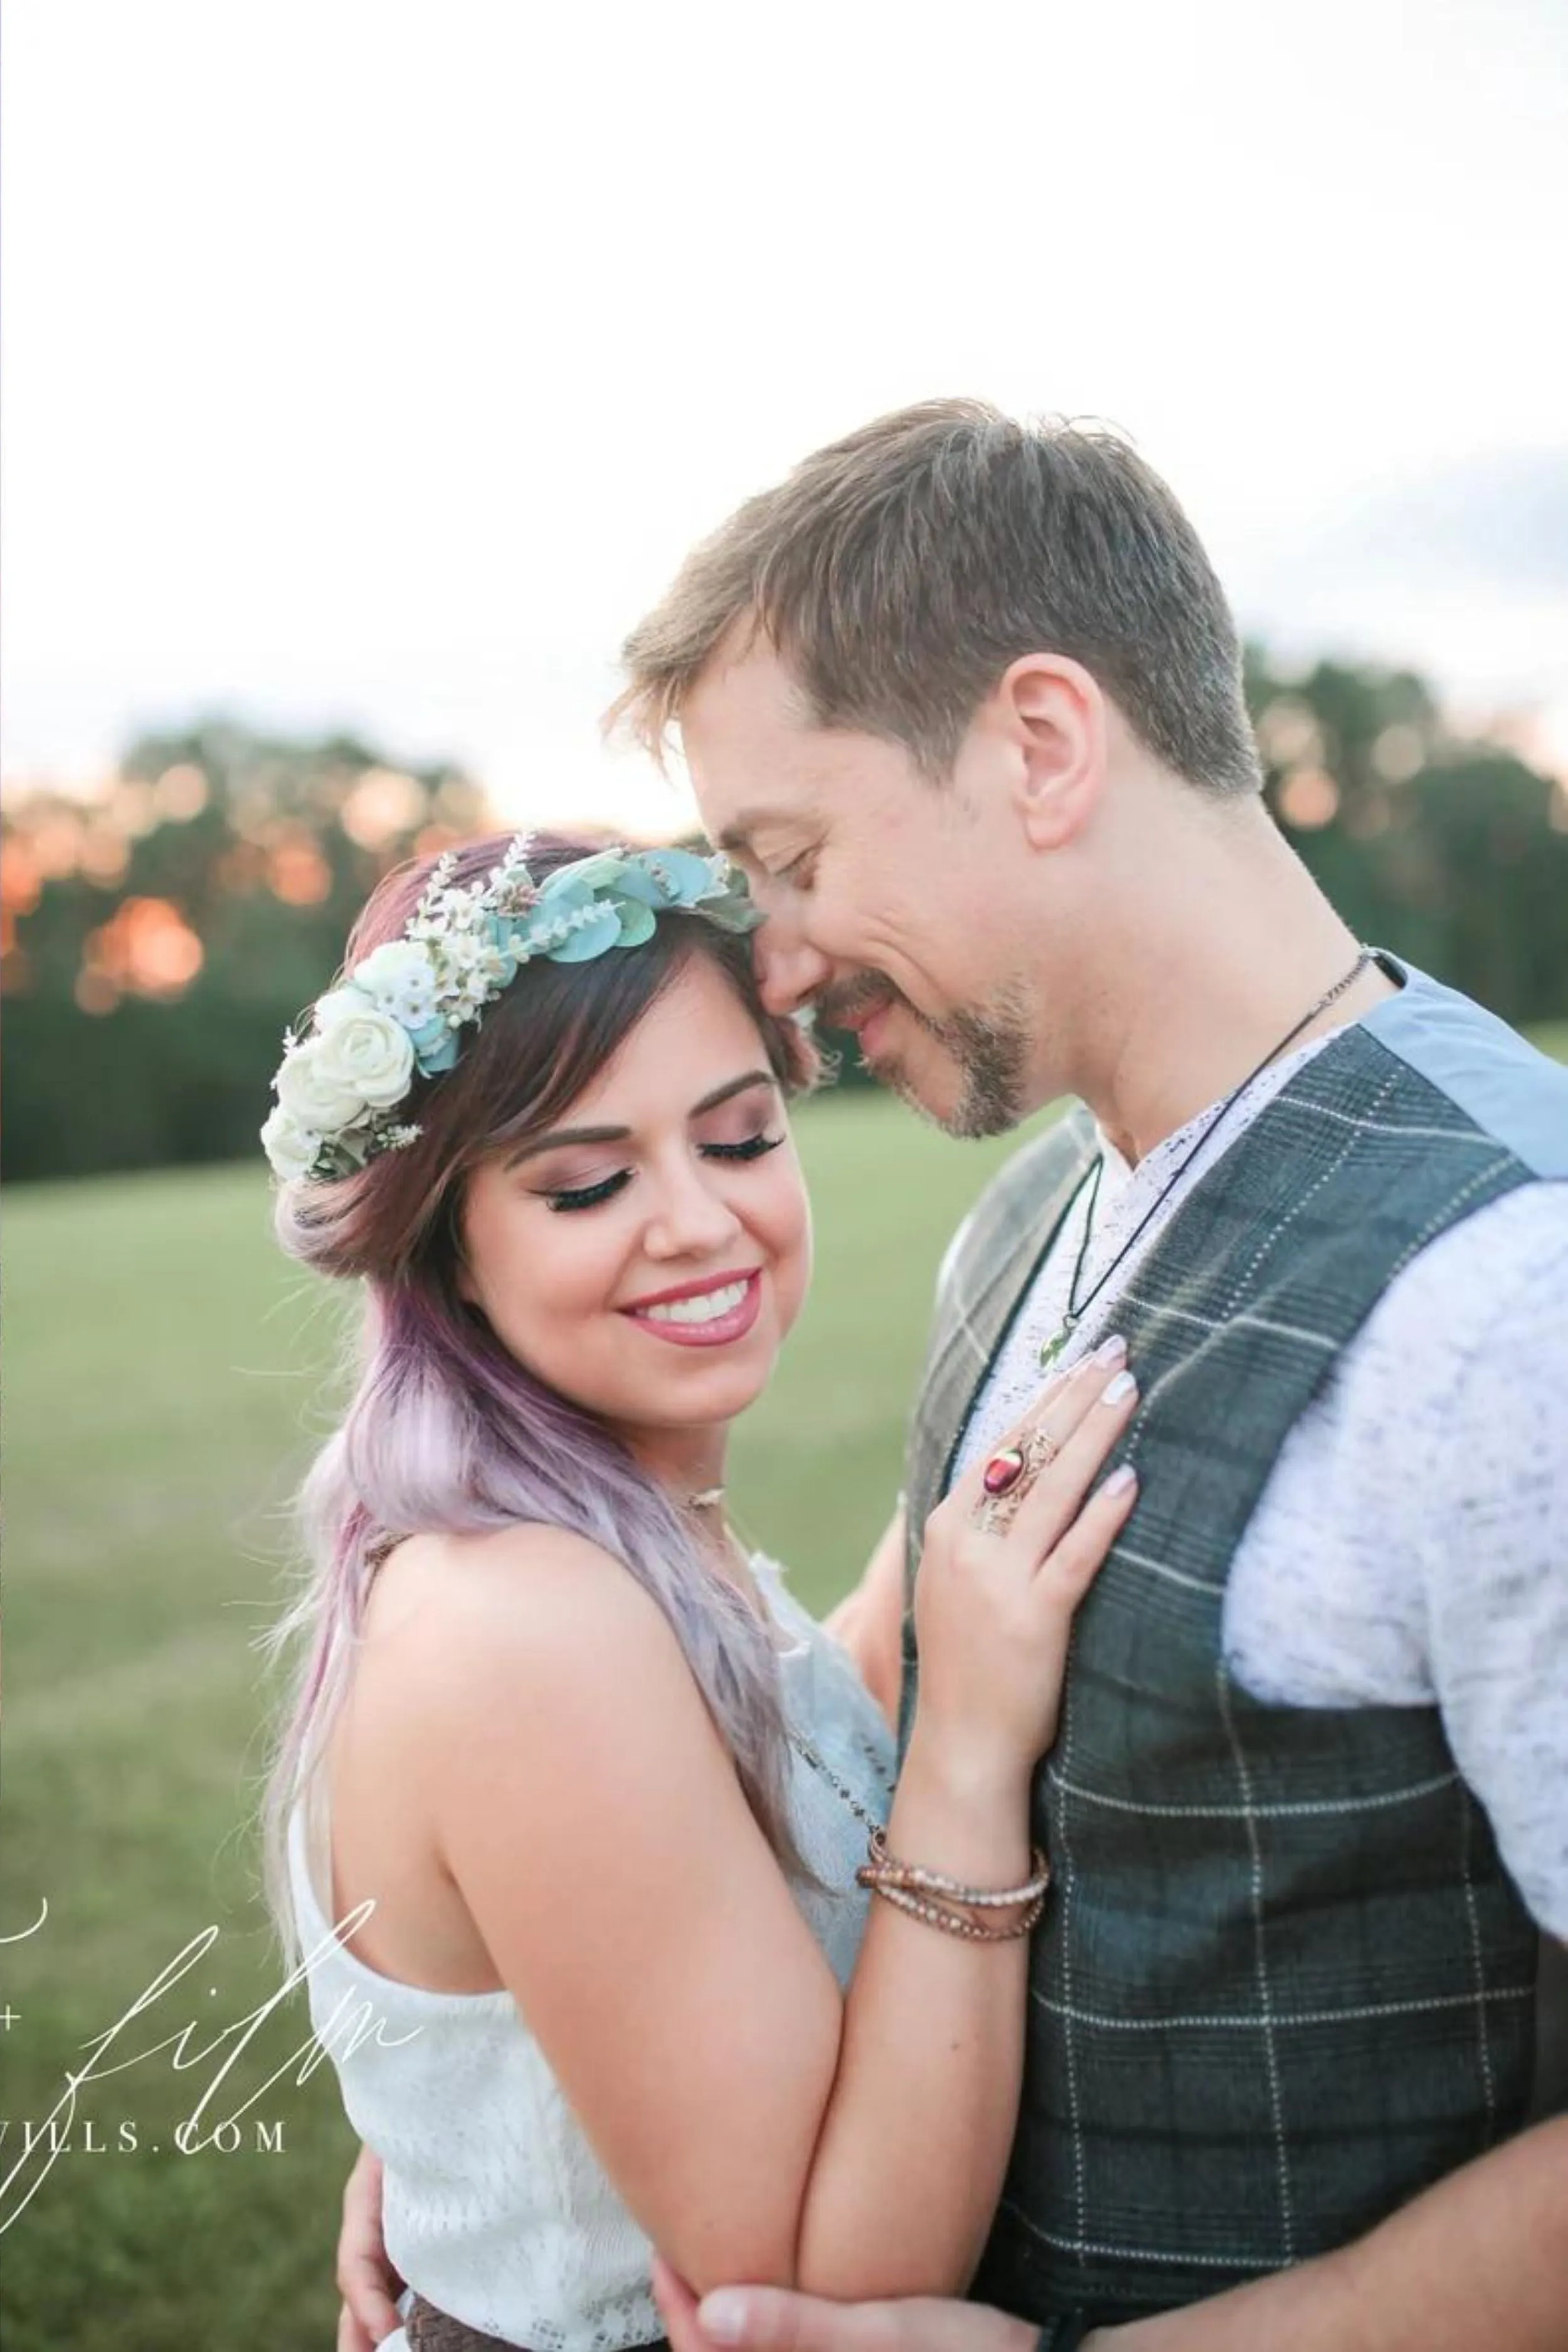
1241, 650, 1567, 1028
2, 725, 492, 1180
4, 656, 1567, 1182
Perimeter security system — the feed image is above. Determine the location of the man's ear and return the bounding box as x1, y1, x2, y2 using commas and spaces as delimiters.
995, 654, 1107, 852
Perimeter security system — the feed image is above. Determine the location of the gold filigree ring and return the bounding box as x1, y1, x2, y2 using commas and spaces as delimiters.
971, 1423, 1061, 1534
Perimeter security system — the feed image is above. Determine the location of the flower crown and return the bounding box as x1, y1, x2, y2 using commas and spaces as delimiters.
261, 839, 762, 1182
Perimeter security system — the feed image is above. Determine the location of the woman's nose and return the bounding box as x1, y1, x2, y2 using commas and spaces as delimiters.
642, 1159, 747, 1260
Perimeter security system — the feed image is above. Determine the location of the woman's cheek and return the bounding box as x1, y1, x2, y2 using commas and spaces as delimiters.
495, 1217, 602, 1360
768, 1162, 813, 1335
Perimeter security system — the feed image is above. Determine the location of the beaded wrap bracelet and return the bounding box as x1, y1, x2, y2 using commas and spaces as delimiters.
861, 1880, 1047, 1942
856, 1828, 1052, 1941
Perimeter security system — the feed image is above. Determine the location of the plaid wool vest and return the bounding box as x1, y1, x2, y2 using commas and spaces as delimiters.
901, 968, 1568, 2329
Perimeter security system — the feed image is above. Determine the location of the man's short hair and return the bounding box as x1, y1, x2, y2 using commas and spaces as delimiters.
611, 397, 1263, 798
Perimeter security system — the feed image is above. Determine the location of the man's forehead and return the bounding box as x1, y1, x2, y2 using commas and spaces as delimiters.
681, 654, 839, 852
684, 627, 812, 720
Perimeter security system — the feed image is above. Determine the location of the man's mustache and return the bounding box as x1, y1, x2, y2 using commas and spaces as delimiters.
811, 975, 901, 1030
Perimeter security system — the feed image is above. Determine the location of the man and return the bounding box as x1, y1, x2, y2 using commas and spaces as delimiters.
338, 401, 1568, 2349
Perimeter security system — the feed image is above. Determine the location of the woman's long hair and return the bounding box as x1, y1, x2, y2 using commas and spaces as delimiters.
261, 833, 820, 1956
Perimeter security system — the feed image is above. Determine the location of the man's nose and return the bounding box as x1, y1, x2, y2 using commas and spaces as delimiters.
753, 916, 834, 1018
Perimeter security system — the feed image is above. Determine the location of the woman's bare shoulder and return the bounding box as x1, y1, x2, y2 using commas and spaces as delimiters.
361, 1521, 689, 1707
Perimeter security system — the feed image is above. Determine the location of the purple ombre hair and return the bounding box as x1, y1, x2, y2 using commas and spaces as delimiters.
261, 833, 820, 1954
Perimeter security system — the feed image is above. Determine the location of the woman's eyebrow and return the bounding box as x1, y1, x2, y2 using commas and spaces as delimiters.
506, 1123, 629, 1167
507, 1073, 777, 1168
691, 1069, 777, 1117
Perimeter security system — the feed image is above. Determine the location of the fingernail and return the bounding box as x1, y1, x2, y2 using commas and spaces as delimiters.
699, 2292, 749, 2344
1104, 1463, 1137, 1496
1093, 1333, 1128, 1366
1101, 1369, 1136, 1406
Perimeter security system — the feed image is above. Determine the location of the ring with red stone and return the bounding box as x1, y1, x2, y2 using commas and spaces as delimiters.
972, 1424, 1061, 1532
982, 1445, 1028, 1496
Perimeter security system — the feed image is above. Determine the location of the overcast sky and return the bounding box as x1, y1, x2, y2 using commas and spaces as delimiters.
4, 0, 1566, 834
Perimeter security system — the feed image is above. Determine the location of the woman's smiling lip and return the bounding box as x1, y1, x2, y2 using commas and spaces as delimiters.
620, 1266, 761, 1311
620, 1269, 765, 1348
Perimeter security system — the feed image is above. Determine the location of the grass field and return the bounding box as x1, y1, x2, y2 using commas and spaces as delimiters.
1, 1093, 1039, 2351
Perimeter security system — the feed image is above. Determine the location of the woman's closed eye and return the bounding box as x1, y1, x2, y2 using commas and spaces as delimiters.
541, 1131, 785, 1212
701, 1131, 785, 1164
543, 1169, 633, 1213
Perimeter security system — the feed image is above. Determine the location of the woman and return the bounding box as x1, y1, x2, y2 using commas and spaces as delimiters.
263, 831, 1140, 2352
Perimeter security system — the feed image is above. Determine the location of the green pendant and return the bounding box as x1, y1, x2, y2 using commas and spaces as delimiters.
1038, 1315, 1076, 1372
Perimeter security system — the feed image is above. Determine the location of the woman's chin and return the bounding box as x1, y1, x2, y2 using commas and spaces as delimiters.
627, 1328, 785, 1429
648, 1357, 780, 1426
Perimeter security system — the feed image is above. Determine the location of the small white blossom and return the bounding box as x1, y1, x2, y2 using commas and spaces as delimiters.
433, 930, 509, 1020
407, 879, 483, 945
349, 939, 441, 1029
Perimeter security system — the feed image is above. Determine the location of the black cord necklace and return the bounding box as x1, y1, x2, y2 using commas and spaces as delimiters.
1036, 946, 1377, 1371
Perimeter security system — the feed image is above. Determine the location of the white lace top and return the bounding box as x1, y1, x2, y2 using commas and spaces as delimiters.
289, 1556, 896, 2352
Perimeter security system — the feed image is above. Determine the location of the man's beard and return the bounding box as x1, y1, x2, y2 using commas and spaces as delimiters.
817, 975, 1032, 1140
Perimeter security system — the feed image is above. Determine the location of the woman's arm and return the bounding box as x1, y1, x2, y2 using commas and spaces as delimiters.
420, 1532, 1022, 2302
823, 1504, 906, 1730
409, 1360, 1134, 2305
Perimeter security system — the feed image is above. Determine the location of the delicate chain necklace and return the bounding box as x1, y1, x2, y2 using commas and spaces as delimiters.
789, 1730, 891, 1832
1037, 946, 1377, 1371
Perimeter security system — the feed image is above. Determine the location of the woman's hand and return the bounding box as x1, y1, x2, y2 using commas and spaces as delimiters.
912, 1338, 1138, 1779
335, 2143, 403, 2352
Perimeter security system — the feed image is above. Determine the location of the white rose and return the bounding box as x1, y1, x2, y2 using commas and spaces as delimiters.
309, 1002, 416, 1113
274, 1036, 373, 1132
349, 940, 440, 1027
312, 984, 374, 1032
260, 1103, 324, 1182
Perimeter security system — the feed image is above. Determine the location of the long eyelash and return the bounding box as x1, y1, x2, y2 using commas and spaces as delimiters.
546, 1170, 633, 1213
544, 1134, 781, 1211
702, 1133, 785, 1162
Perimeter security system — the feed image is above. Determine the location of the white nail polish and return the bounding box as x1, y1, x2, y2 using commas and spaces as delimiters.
1101, 1369, 1136, 1406
700, 2293, 749, 2346
1093, 1333, 1128, 1366
1103, 1463, 1137, 1496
